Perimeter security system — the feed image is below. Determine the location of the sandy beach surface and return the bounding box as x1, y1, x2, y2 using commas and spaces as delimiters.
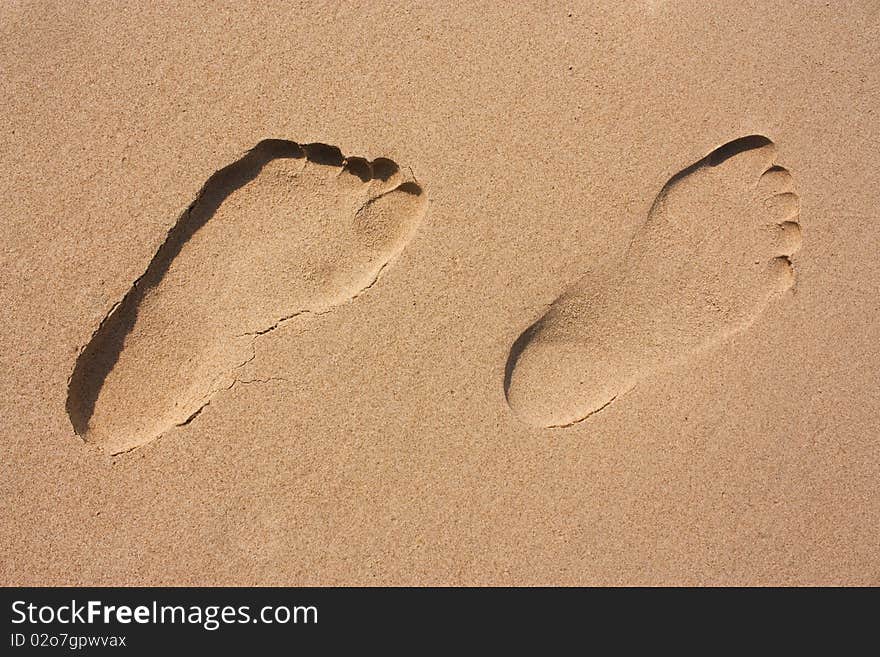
1, 1, 878, 585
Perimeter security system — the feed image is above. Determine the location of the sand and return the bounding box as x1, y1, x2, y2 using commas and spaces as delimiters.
1, 1, 878, 585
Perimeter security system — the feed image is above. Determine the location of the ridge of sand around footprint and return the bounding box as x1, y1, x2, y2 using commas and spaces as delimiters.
505, 135, 802, 428
66, 139, 426, 455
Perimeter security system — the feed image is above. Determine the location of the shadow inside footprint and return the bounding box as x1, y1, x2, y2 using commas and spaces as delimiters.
67, 140, 305, 438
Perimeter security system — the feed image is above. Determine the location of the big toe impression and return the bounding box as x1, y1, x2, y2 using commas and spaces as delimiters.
707, 134, 776, 183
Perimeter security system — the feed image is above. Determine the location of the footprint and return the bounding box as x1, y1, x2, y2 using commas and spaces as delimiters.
505, 135, 802, 428
67, 140, 426, 454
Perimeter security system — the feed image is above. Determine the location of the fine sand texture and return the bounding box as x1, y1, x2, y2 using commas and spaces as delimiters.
2, 2, 879, 585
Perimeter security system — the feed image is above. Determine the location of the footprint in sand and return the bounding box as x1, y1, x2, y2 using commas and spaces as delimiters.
505, 135, 802, 428
67, 140, 426, 454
